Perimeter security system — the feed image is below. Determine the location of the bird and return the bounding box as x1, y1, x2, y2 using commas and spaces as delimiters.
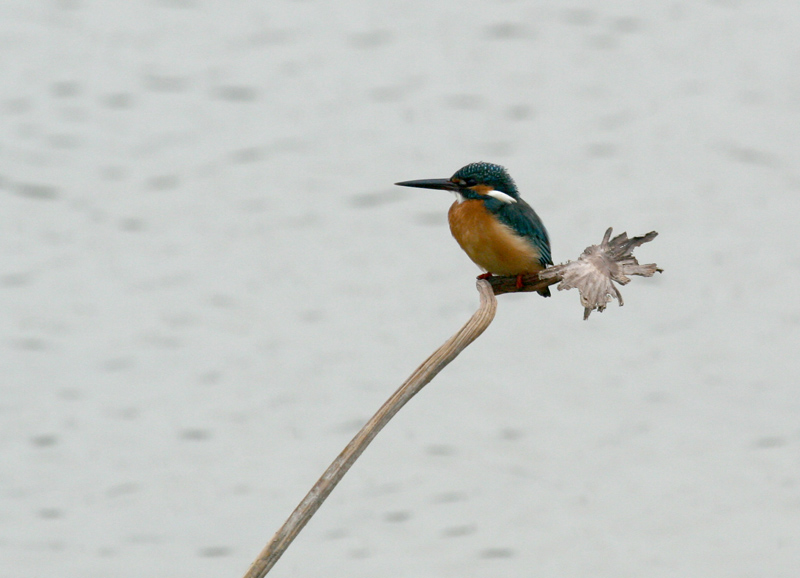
396, 161, 552, 296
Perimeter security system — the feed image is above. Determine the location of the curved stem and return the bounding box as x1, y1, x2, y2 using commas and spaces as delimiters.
242, 280, 498, 578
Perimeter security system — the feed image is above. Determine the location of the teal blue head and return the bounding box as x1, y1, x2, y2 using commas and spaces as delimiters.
395, 161, 520, 203
450, 162, 519, 199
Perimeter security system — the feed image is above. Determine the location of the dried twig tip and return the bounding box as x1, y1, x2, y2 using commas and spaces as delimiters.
539, 228, 662, 319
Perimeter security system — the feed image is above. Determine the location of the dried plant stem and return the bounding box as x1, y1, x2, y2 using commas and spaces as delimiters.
242, 280, 498, 578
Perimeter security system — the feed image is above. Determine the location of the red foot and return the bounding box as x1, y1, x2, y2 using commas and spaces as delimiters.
515, 274, 524, 289
477, 272, 494, 280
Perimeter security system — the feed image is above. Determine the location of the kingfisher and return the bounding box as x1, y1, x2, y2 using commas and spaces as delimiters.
396, 162, 552, 296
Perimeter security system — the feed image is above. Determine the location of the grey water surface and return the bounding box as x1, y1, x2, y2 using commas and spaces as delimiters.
2, 2, 799, 577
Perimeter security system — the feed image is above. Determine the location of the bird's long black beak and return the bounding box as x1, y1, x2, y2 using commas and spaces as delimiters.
395, 178, 458, 191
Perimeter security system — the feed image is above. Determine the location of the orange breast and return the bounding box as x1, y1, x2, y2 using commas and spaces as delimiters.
448, 200, 543, 276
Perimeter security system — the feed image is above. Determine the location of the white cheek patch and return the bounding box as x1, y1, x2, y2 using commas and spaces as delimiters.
452, 191, 466, 204
486, 190, 517, 204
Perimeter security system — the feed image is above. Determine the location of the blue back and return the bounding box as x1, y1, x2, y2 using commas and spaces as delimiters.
484, 196, 552, 267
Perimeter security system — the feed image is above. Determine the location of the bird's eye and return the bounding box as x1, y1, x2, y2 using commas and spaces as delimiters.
465, 178, 477, 187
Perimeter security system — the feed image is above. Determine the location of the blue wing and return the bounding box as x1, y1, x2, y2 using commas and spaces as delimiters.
486, 197, 552, 267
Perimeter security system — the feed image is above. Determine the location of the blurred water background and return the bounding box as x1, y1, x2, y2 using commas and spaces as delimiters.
1, 2, 799, 577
